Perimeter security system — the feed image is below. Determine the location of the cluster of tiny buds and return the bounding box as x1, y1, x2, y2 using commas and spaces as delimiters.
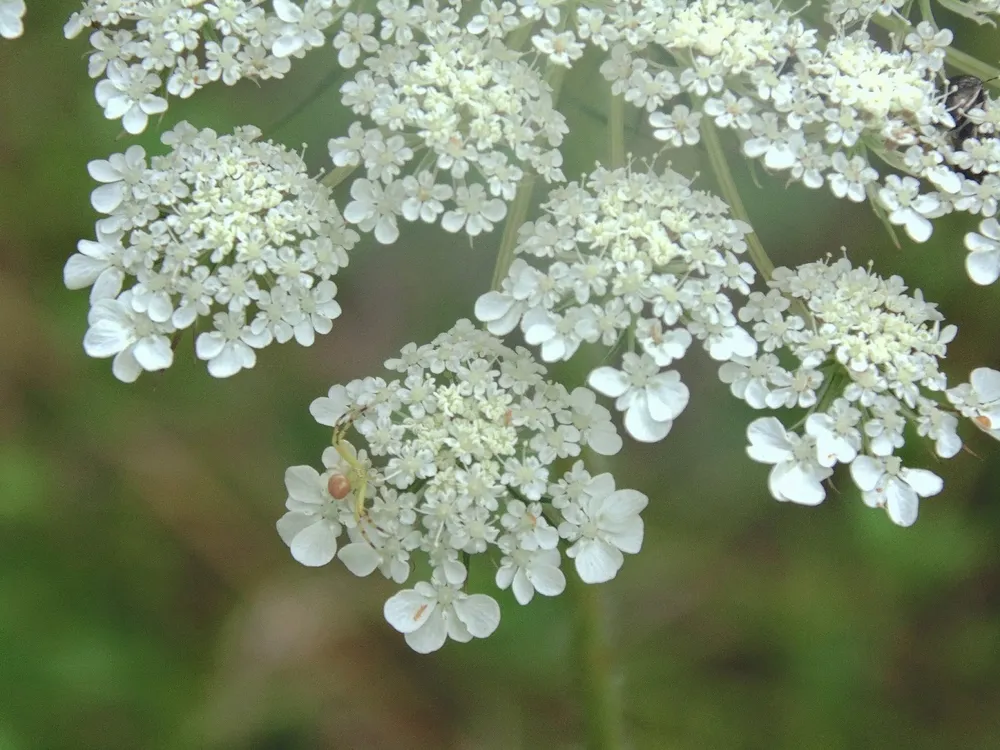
277, 320, 649, 652
731, 256, 997, 526
65, 121, 358, 380
477, 163, 757, 442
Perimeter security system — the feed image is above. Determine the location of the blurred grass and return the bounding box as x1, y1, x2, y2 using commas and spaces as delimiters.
1, 3, 1000, 749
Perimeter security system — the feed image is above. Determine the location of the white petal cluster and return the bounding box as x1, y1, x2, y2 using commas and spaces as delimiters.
584, 1, 1000, 261
65, 122, 358, 381
0, 0, 25, 39
947, 367, 1000, 441
329, 3, 567, 243
735, 257, 961, 526
476, 164, 757, 442
63, 0, 335, 133
277, 320, 647, 652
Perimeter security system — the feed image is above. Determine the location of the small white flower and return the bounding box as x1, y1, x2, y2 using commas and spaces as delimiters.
947, 367, 1000, 440
343, 178, 402, 244
441, 184, 507, 237
877, 175, 942, 243
965, 217, 1000, 285
850, 455, 943, 527
496, 545, 566, 604
83, 292, 175, 382
588, 353, 690, 442
650, 105, 702, 147
195, 311, 267, 378
277, 465, 345, 567
95, 62, 168, 134
805, 400, 862, 467
746, 418, 833, 506
383, 576, 501, 653
559, 473, 647, 584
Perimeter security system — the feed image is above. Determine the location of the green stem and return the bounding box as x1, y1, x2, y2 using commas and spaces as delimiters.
489, 64, 567, 289
609, 92, 626, 169
698, 115, 775, 280
321, 163, 358, 190
918, 0, 936, 26
490, 176, 535, 290
572, 576, 624, 750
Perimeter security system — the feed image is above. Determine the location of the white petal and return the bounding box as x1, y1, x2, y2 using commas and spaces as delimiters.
111, 348, 142, 383
83, 320, 130, 358
603, 517, 644, 554
527, 564, 566, 597
966, 247, 1000, 285
290, 521, 339, 567
884, 478, 919, 527
899, 468, 943, 498
522, 307, 556, 345
745, 417, 792, 464
623, 402, 673, 442
573, 539, 623, 583
645, 377, 689, 421
284, 465, 325, 506
132, 335, 173, 372
276, 511, 312, 546
849, 455, 883, 492
971, 367, 1000, 401
405, 611, 449, 653
309, 386, 351, 427
587, 366, 629, 398
474, 291, 513, 322
337, 542, 381, 577
453, 594, 501, 638
601, 489, 648, 522
384, 589, 436, 634
770, 462, 827, 506
586, 426, 623, 456
64, 254, 107, 289
90, 182, 125, 214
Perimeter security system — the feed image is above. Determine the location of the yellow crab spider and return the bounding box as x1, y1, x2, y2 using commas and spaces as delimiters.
327, 407, 371, 523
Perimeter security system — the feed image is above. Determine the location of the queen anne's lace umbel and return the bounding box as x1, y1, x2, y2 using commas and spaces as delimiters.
40, 0, 1000, 652
64, 0, 340, 133
734, 257, 960, 526
65, 121, 358, 380
278, 321, 644, 652
476, 164, 757, 442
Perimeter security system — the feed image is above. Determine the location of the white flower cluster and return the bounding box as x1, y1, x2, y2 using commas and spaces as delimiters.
0, 0, 24, 39
64, 0, 337, 133
65, 121, 358, 381
329, 0, 567, 243
476, 164, 757, 442
277, 320, 648, 652
732, 256, 974, 526
947, 367, 1000, 441
582, 1, 1000, 279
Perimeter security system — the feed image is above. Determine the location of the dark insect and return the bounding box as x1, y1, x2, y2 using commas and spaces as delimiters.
945, 75, 988, 145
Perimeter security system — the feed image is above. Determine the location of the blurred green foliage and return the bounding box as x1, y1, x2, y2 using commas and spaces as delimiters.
1, 3, 999, 749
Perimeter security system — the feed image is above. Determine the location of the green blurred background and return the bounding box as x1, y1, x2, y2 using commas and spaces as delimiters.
2, 3, 999, 749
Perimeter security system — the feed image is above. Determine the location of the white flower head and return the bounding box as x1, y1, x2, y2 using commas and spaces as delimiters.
67, 123, 358, 381
278, 322, 646, 651
67, 0, 308, 131
478, 164, 756, 442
